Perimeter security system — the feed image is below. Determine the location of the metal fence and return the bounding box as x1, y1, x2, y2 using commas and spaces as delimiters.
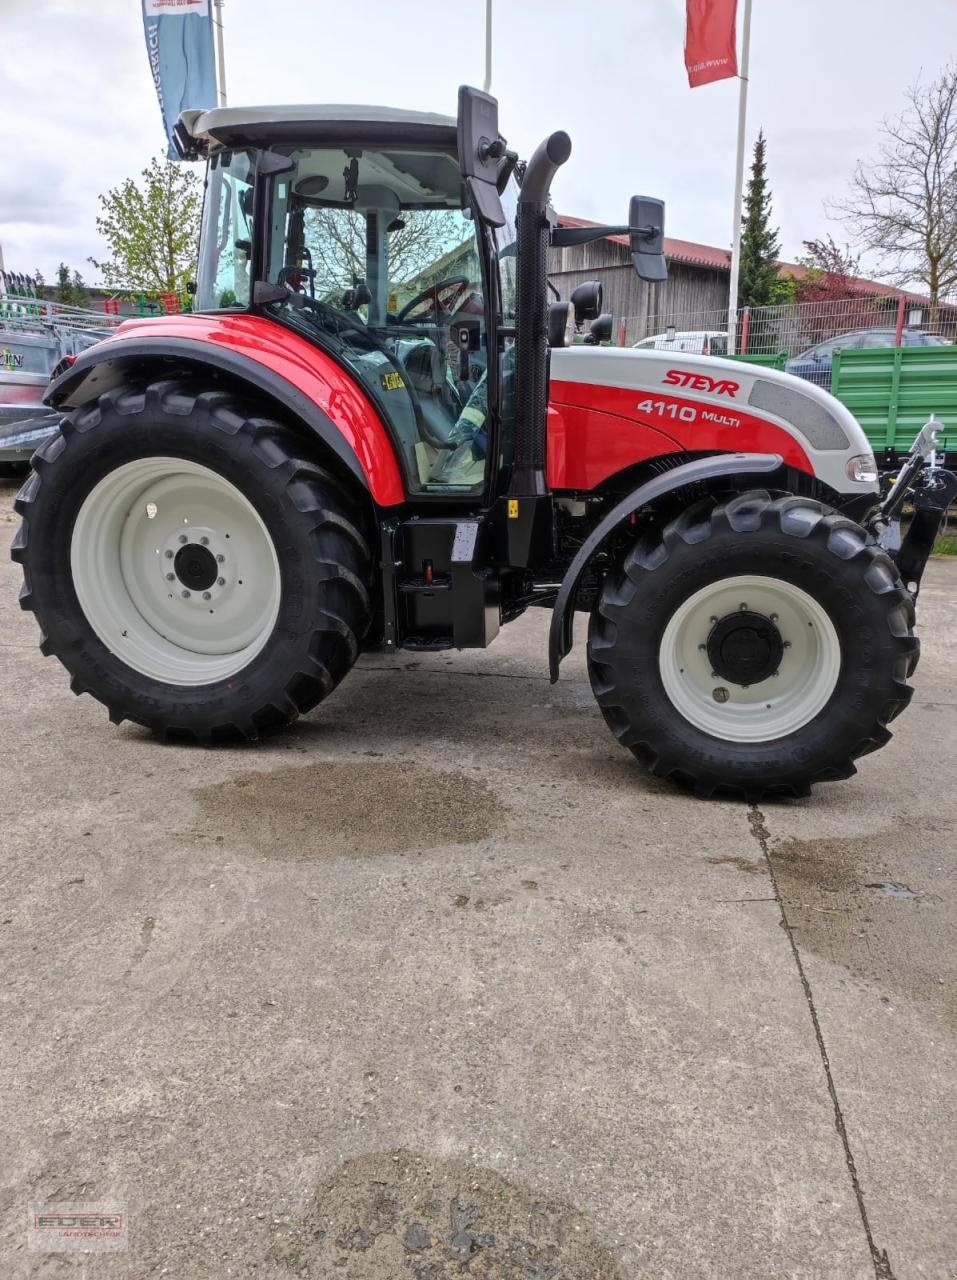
617, 295, 957, 358
0, 292, 125, 335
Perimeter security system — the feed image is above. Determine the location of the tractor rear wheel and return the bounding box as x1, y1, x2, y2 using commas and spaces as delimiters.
587, 491, 919, 800
13, 380, 373, 740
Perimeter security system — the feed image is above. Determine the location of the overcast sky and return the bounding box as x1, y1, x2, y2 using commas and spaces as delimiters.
0, 0, 949, 284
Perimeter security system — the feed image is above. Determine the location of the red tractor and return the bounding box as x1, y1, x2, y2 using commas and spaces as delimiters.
14, 89, 956, 798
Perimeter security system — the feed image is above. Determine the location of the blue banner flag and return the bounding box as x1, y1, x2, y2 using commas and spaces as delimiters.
142, 0, 217, 160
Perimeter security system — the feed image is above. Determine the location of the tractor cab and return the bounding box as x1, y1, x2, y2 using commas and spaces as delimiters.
185, 102, 518, 496
179, 92, 664, 506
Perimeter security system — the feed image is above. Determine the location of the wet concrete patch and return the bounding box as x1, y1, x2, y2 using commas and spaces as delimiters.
271, 1148, 621, 1278
768, 827, 955, 1023
191, 761, 505, 859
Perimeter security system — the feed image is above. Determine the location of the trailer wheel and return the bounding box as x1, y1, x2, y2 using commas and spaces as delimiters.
13, 381, 372, 741
587, 491, 919, 799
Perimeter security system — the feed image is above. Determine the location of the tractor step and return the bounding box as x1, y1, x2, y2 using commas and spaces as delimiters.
380, 516, 500, 652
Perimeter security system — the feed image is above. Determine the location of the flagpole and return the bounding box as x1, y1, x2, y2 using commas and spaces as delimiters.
726, 0, 752, 354
484, 0, 492, 92
212, 0, 227, 106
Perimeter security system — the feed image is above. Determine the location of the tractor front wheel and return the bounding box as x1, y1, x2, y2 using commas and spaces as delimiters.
14, 380, 373, 740
587, 491, 919, 799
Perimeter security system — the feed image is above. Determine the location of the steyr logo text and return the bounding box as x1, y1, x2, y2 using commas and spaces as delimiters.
664, 370, 740, 397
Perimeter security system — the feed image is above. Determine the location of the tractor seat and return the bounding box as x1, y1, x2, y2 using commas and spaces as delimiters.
399, 340, 462, 449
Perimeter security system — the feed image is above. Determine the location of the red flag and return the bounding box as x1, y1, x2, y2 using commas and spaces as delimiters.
685, 0, 738, 88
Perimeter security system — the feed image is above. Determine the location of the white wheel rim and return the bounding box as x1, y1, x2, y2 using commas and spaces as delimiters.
658, 574, 841, 743
71, 457, 281, 686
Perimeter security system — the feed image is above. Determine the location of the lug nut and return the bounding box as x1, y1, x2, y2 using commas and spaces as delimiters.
217, 577, 225, 586
216, 553, 225, 563
771, 670, 779, 677
178, 533, 188, 544
698, 643, 706, 651
203, 591, 212, 601
165, 572, 175, 582
164, 549, 174, 559
739, 602, 748, 611
200, 536, 210, 545
712, 687, 730, 703
770, 612, 778, 621
181, 589, 191, 599
783, 641, 791, 649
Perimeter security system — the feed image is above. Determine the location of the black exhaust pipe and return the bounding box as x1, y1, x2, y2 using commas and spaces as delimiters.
508, 130, 571, 498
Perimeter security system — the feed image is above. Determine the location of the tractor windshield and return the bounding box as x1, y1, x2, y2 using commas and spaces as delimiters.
253, 145, 489, 493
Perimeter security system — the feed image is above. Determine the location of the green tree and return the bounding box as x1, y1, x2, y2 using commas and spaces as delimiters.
738, 130, 787, 309
54, 262, 89, 309
90, 157, 202, 293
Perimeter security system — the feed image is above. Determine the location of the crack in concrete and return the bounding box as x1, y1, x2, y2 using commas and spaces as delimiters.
748, 805, 895, 1280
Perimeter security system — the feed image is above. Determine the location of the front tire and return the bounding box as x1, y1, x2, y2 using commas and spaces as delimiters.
587, 491, 919, 800
13, 380, 373, 741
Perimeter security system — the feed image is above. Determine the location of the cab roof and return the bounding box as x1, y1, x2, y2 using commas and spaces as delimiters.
178, 104, 458, 156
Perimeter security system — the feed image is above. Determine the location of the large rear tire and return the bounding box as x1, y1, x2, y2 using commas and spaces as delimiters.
13, 380, 373, 741
587, 491, 919, 800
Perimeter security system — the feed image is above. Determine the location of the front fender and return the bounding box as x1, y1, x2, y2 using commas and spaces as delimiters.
548, 452, 783, 680
44, 315, 405, 506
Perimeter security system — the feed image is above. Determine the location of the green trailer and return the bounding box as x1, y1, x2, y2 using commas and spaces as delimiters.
726, 351, 789, 371
832, 344, 957, 469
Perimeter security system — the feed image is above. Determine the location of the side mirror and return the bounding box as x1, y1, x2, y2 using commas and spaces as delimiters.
570, 281, 603, 324
457, 85, 506, 227
629, 195, 667, 282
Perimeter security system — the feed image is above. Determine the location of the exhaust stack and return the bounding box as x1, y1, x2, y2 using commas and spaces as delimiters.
508, 130, 571, 498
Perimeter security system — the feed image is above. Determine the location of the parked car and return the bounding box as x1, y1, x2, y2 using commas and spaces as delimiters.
786, 328, 950, 389
633, 329, 729, 356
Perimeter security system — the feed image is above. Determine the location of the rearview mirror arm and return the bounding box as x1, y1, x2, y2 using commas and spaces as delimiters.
551, 225, 627, 247
551, 223, 661, 249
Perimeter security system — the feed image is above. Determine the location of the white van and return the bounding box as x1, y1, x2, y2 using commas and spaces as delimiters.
633, 329, 729, 356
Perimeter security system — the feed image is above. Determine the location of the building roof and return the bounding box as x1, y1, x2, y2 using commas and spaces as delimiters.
556, 215, 933, 302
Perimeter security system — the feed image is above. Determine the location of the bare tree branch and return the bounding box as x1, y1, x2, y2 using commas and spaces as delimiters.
302, 208, 467, 300
828, 64, 957, 319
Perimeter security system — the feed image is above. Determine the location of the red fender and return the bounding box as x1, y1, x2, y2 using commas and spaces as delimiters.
58, 313, 406, 506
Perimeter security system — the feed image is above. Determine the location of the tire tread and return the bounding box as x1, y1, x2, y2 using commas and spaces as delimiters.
588, 491, 919, 801
14, 378, 373, 742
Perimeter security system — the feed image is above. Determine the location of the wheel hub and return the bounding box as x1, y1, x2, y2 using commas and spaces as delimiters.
706, 609, 784, 687
657, 574, 842, 744
173, 541, 218, 592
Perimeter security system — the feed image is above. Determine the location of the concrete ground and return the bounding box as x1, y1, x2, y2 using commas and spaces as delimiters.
0, 473, 954, 1279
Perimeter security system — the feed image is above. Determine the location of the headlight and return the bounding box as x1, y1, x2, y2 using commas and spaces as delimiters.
845, 453, 878, 484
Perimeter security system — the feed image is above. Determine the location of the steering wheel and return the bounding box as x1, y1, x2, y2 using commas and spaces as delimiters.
396, 275, 471, 324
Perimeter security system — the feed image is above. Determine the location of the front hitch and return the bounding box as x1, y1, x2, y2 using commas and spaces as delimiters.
873, 416, 957, 595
